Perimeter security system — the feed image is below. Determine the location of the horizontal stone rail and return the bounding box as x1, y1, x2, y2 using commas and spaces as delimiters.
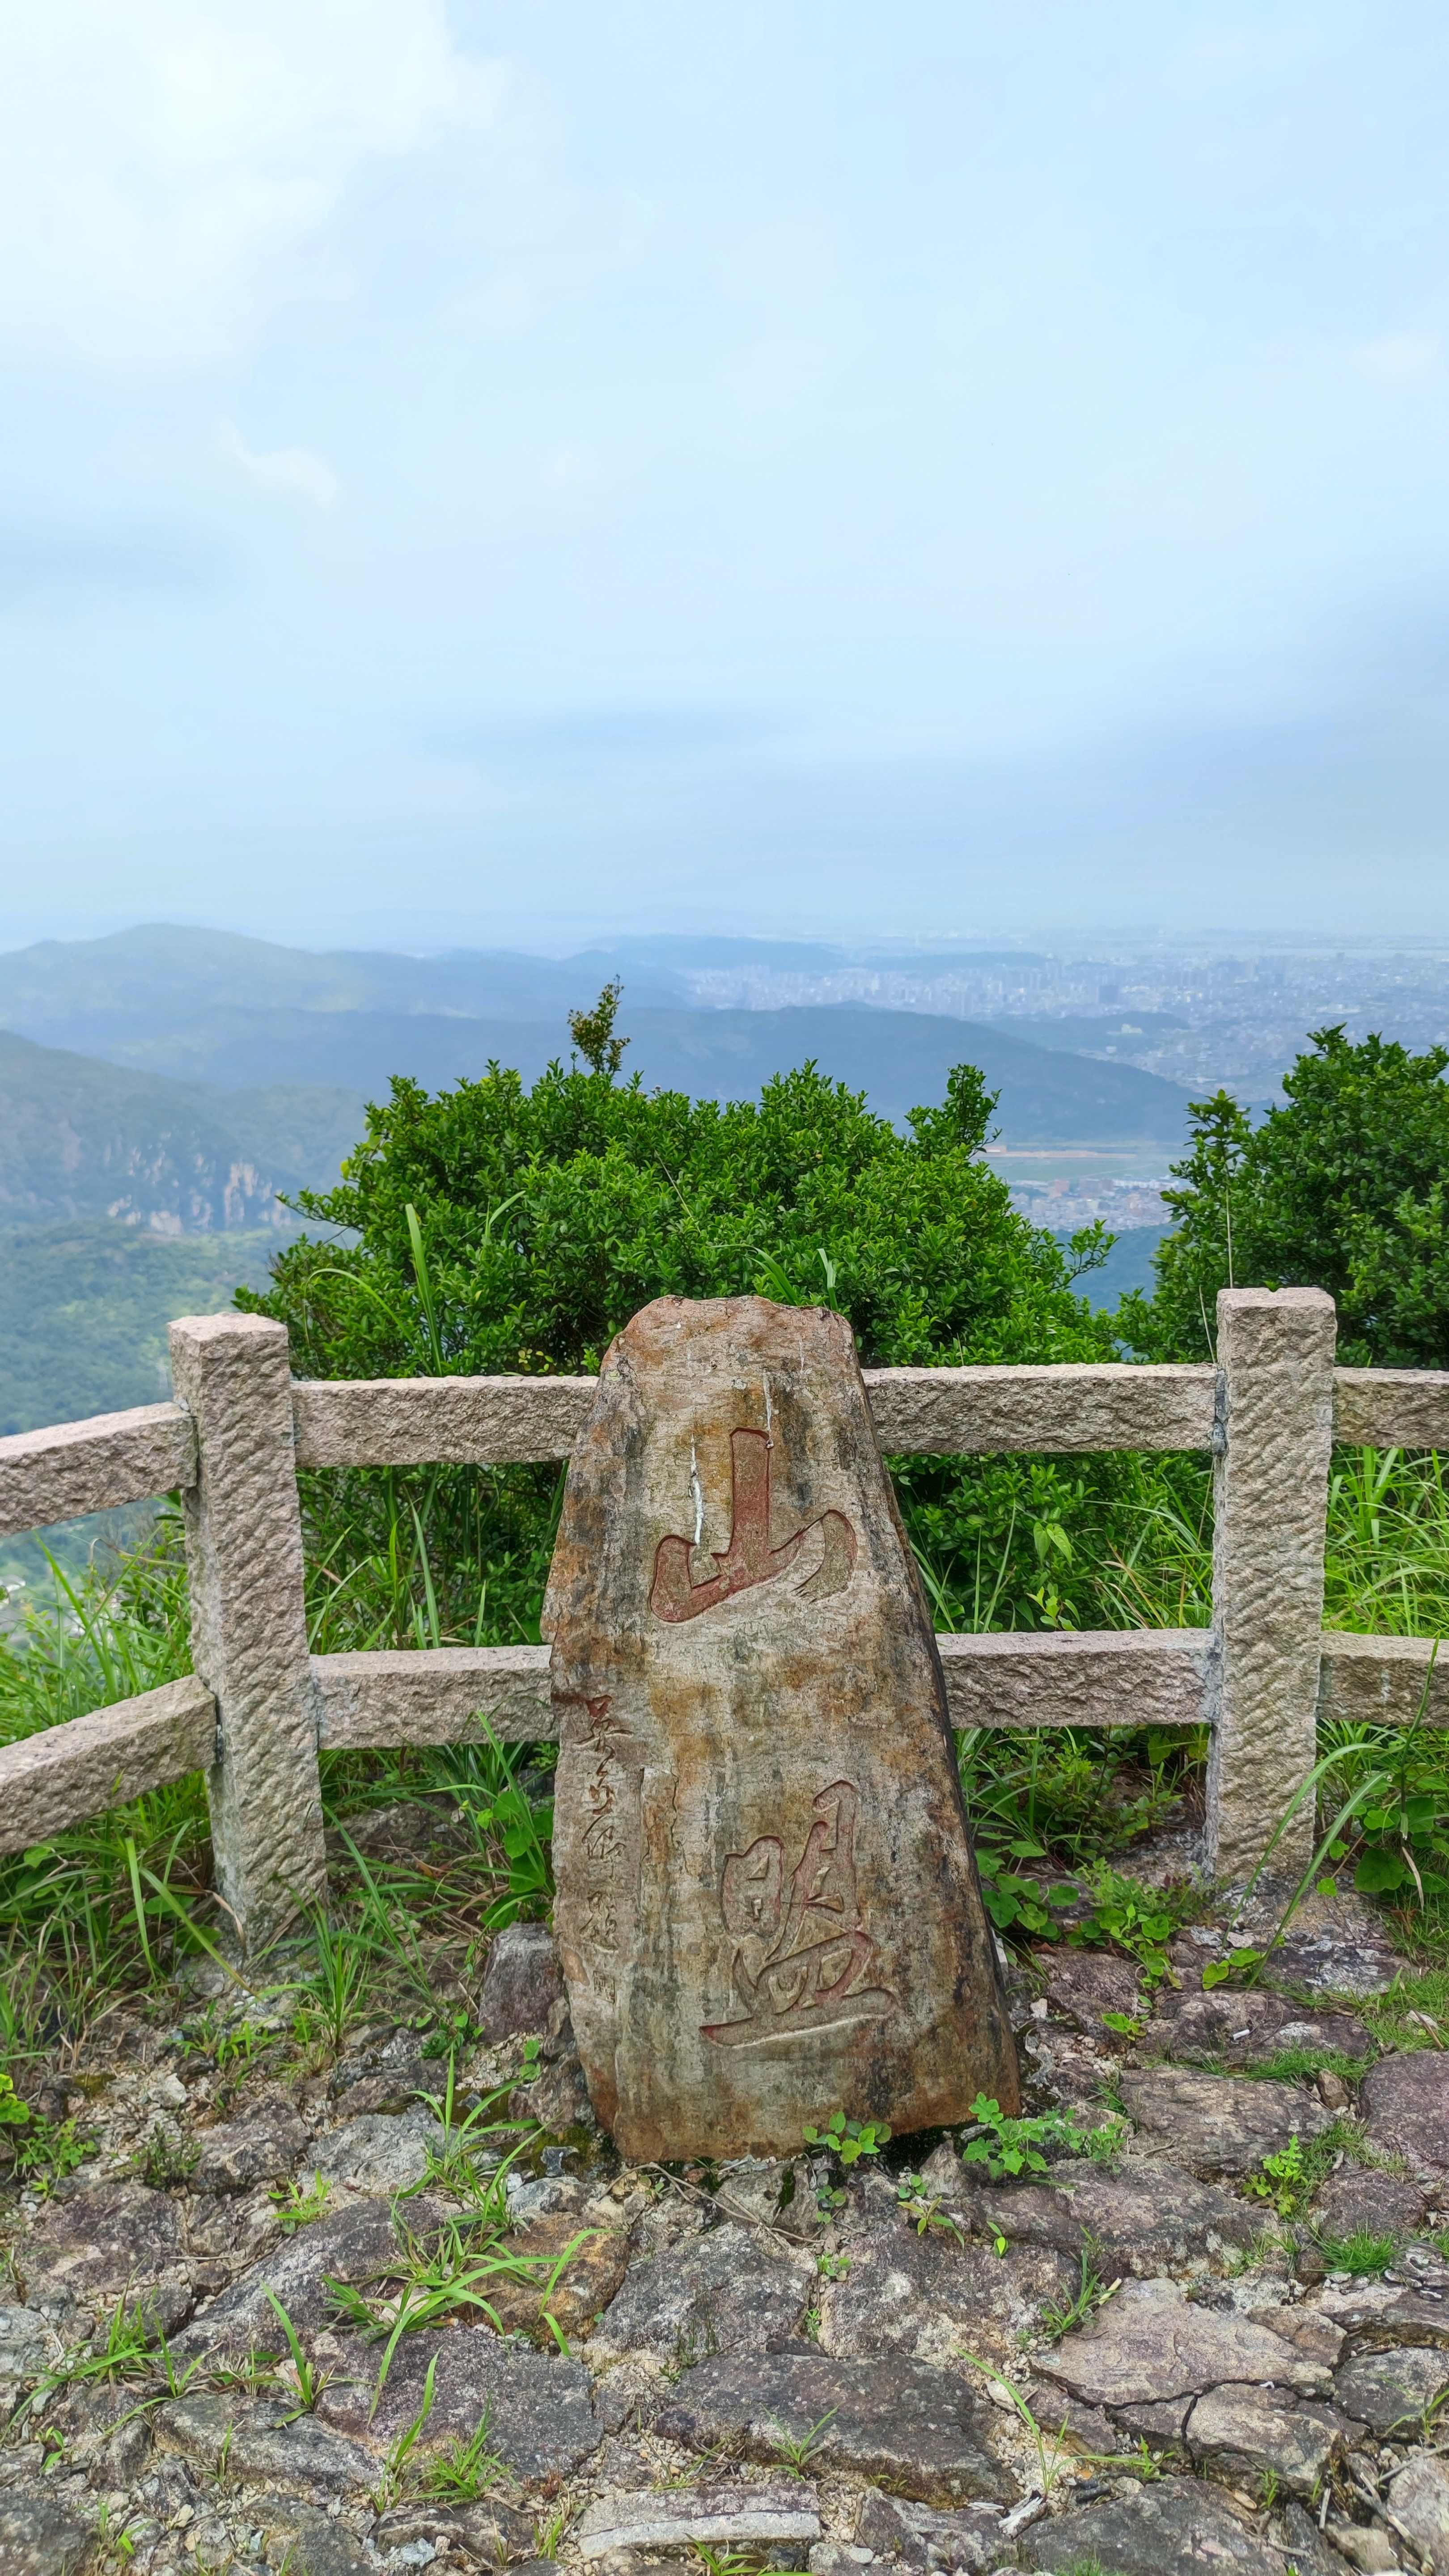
4, 1296, 1449, 1930
0, 1676, 216, 1856
0, 1402, 197, 1542
1317, 1631, 1449, 1729
290, 1361, 1449, 1464
6, 1620, 1443, 1860
1332, 1368, 1449, 1450
310, 1630, 1215, 1748
6, 1362, 1446, 1546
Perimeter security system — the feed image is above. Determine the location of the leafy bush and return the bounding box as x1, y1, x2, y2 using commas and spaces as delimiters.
1119, 1026, 1449, 1367
240, 1034, 1179, 1652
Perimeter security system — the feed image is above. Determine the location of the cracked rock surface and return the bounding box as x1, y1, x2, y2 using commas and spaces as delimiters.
4, 1889, 1449, 2576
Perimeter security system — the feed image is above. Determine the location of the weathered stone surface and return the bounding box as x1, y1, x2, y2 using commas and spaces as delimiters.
255, 2508, 373, 2576
592, 2218, 811, 2360
930, 2152, 1261, 2273
1362, 2051, 1449, 2180
1141, 1986, 1374, 2069
313, 2107, 442, 2195
1118, 2066, 1329, 2173
0, 1398, 196, 1538
318, 2325, 600, 2482
486, 2209, 629, 2342
818, 2178, 1076, 2364
170, 1312, 327, 1949
0, 2305, 57, 2378
1042, 1946, 1143, 2031
545, 1297, 1016, 2157
1269, 2501, 1346, 2576
157, 2390, 375, 2494
1263, 2307, 1347, 2368
651, 2349, 1012, 2503
575, 2482, 821, 2560
1334, 2343, 1449, 2432
372, 2500, 538, 2568
482, 1921, 567, 2042
20, 2178, 183, 2311
1318, 2279, 1449, 2351
0, 1674, 216, 1859
509, 2044, 594, 2135
715, 2156, 817, 2240
171, 2194, 405, 2356
1208, 1286, 1336, 1885
1017, 2474, 1286, 2574
1389, 2451, 1449, 2565
1313, 2166, 1428, 2243
193, 2087, 309, 2191
0, 2491, 95, 2575
1323, 2526, 1403, 2575
1186, 2382, 1347, 2496
853, 2490, 1009, 2575
1036, 2278, 1332, 2409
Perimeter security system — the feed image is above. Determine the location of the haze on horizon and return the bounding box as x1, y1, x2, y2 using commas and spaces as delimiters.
3, 3, 1448, 954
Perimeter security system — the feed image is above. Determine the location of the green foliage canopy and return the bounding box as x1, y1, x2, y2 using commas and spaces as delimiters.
1118, 1026, 1449, 1367
249, 1051, 1114, 1379
242, 1043, 1165, 1645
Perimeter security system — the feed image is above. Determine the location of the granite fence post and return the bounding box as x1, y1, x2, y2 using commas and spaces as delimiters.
169, 1313, 326, 1953
1207, 1285, 1337, 1890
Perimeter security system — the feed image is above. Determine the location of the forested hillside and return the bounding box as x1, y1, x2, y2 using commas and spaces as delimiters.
0, 1221, 288, 1436
0, 1031, 362, 1229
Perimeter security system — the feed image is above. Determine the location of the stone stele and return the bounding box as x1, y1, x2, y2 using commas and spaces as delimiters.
545, 1295, 1019, 2159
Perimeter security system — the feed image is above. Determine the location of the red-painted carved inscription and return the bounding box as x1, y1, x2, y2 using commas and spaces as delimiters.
651, 1428, 856, 1624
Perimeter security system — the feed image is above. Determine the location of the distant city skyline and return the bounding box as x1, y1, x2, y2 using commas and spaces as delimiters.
4, 5, 1449, 947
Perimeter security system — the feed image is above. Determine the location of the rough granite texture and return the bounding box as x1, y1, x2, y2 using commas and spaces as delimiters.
291, 1371, 598, 1466
170, 1312, 327, 1949
0, 1398, 195, 1541
860, 1361, 1218, 1453
935, 1626, 1208, 1732
0, 1674, 216, 1856
313, 1643, 554, 1749
1208, 1286, 1336, 1885
545, 1295, 1018, 2158
1116, 2066, 1331, 2174
1362, 2049, 1449, 2179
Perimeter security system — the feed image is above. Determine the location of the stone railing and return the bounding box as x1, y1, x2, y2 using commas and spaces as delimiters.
1, 1290, 1445, 1953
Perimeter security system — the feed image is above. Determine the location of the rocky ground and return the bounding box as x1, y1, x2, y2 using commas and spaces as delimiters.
3, 1810, 1449, 2576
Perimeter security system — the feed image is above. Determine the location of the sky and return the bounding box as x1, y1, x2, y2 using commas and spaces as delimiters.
2, 1, 1449, 953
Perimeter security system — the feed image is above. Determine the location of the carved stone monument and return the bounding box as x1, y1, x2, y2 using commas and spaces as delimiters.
546, 1295, 1020, 2159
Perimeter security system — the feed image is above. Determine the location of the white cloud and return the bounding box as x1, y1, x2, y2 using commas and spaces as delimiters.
218, 421, 339, 509
0, 2, 503, 368
1352, 332, 1442, 387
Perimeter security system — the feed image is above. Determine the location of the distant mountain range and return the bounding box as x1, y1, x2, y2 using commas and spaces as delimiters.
0, 926, 1191, 1229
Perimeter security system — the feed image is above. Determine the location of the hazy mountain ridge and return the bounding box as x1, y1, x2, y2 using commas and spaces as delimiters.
0, 926, 1191, 1148
0, 922, 690, 1048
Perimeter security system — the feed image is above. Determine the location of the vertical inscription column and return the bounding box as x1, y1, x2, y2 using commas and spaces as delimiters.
1208, 1286, 1336, 1890
170, 1313, 326, 1953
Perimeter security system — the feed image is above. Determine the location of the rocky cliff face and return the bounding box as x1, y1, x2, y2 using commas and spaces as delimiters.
0, 1031, 356, 1229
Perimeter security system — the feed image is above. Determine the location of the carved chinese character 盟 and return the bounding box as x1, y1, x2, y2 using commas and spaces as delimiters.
703, 1781, 894, 2049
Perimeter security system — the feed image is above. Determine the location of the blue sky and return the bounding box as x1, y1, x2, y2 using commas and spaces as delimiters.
3, 2, 1448, 950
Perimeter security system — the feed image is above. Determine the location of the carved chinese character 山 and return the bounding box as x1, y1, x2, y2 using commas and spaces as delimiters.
545, 1294, 1019, 2159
